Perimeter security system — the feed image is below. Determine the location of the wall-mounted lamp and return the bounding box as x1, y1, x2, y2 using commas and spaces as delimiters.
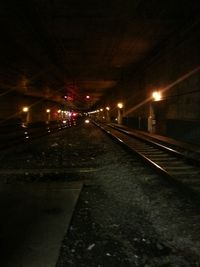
22, 106, 30, 123
46, 109, 51, 123
22, 106, 29, 112
117, 102, 123, 109
152, 91, 162, 101
117, 102, 123, 124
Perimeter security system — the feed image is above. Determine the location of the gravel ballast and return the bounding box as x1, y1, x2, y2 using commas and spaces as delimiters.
1, 120, 200, 266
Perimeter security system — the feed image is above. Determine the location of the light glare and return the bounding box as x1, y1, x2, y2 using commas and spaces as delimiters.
22, 107, 29, 112
152, 91, 162, 101
117, 103, 123, 109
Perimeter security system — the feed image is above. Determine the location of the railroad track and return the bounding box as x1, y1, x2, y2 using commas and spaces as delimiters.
95, 122, 200, 193
0, 119, 77, 151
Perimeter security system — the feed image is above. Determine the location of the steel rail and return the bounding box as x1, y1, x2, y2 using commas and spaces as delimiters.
109, 123, 200, 166
94, 121, 200, 193
0, 120, 76, 151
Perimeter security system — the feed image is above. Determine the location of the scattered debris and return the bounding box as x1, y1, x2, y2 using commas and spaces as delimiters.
106, 253, 111, 257
51, 143, 59, 147
87, 244, 95, 251
156, 243, 164, 250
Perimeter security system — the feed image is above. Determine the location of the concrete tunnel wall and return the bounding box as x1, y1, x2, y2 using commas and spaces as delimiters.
0, 21, 199, 145
112, 22, 200, 145
0, 92, 61, 124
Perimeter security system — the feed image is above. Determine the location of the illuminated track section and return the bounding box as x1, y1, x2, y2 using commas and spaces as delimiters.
94, 122, 200, 193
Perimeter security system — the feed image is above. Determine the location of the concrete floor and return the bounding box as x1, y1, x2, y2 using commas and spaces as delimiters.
0, 182, 82, 267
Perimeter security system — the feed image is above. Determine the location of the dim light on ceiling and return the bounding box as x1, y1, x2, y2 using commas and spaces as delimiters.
57, 109, 61, 113
46, 109, 51, 113
152, 91, 162, 101
106, 106, 110, 111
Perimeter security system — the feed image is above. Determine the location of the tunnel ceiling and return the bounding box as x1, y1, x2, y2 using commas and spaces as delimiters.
0, 0, 199, 110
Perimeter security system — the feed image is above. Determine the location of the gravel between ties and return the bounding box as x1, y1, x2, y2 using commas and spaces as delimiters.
1, 121, 200, 266
56, 123, 200, 267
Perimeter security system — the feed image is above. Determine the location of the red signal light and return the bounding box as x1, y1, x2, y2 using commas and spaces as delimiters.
63, 95, 73, 101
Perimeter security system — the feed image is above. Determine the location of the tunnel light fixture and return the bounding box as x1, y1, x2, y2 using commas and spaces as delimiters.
22, 107, 29, 112
100, 108, 103, 112
152, 91, 162, 101
106, 107, 110, 111
117, 102, 123, 109
46, 109, 51, 113
57, 109, 61, 113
